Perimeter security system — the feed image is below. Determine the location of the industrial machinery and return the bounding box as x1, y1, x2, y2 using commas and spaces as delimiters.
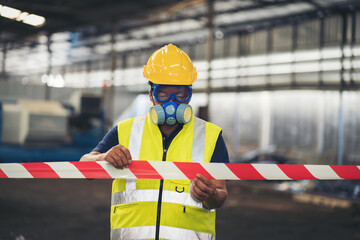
0, 94, 105, 163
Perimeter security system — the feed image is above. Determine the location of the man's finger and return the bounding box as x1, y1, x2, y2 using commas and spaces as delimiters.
120, 145, 132, 161
114, 147, 133, 168
192, 184, 207, 201
106, 155, 119, 168
193, 181, 211, 200
114, 148, 126, 162
196, 174, 213, 186
114, 145, 132, 165
194, 177, 210, 193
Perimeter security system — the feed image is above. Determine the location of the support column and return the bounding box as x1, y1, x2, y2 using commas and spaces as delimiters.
204, 0, 214, 121
337, 13, 347, 165
266, 27, 273, 88
45, 33, 52, 100
105, 23, 118, 127
86, 60, 91, 87
319, 14, 325, 86
316, 93, 325, 154
1, 42, 7, 79
337, 92, 344, 165
291, 21, 298, 86
233, 93, 241, 159
260, 92, 272, 150
350, 10, 356, 85
340, 12, 347, 88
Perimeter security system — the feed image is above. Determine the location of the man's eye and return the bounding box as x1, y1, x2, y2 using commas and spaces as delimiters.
158, 93, 167, 99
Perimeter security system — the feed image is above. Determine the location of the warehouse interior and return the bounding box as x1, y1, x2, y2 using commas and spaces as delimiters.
1, 0, 360, 165
0, 0, 360, 239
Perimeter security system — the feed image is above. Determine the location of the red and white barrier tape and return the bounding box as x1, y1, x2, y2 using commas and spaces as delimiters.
0, 161, 359, 180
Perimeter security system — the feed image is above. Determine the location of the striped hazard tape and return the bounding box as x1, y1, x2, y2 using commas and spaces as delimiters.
0, 161, 360, 180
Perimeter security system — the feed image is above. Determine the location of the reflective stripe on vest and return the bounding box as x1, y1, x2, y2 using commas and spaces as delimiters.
128, 115, 146, 160
111, 202, 215, 236
192, 117, 206, 163
111, 226, 215, 240
111, 113, 221, 239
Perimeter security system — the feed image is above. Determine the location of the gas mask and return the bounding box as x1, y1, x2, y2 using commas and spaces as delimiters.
150, 84, 193, 125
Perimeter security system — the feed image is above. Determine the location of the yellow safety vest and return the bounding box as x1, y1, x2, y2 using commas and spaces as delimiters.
111, 113, 221, 240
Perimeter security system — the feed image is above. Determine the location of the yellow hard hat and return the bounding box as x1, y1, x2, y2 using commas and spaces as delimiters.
143, 44, 197, 85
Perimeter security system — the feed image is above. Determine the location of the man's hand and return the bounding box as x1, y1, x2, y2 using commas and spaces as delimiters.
191, 174, 217, 202
80, 145, 132, 169
191, 174, 227, 209
99, 145, 132, 169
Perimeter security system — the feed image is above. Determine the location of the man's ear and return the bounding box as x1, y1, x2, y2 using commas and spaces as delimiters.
149, 90, 155, 104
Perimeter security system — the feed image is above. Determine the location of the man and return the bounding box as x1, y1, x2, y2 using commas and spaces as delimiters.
80, 44, 229, 240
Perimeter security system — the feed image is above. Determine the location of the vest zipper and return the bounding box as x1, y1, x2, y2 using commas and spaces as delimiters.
155, 147, 167, 240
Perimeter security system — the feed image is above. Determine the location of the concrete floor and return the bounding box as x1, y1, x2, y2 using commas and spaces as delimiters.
0, 179, 359, 240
